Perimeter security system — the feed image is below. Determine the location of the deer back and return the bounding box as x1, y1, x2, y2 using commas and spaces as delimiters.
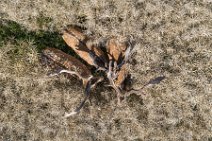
114, 64, 129, 89
106, 38, 127, 64
42, 47, 92, 79
62, 26, 108, 68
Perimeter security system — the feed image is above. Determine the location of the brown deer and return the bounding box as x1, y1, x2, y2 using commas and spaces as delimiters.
41, 25, 165, 117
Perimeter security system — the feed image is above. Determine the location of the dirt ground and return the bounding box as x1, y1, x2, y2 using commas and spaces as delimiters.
0, 0, 211, 141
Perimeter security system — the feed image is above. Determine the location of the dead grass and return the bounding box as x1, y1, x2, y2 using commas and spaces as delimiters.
0, 0, 211, 141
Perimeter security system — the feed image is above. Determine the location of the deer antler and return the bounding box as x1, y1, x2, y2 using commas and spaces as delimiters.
117, 41, 133, 69
106, 61, 123, 105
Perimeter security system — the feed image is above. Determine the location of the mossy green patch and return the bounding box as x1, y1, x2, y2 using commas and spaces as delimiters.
0, 19, 75, 55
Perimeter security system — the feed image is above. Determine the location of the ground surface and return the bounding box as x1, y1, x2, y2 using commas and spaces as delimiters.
0, 0, 211, 141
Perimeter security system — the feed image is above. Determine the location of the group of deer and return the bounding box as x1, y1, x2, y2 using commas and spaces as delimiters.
41, 26, 165, 117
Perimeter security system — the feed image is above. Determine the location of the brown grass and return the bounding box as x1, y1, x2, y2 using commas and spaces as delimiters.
0, 0, 211, 141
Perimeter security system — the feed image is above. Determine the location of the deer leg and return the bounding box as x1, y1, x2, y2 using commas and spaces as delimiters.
125, 76, 165, 99
125, 88, 146, 98
64, 80, 91, 117
90, 77, 104, 89
108, 78, 122, 105
48, 69, 83, 80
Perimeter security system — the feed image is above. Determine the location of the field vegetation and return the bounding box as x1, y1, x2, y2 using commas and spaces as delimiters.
0, 0, 211, 140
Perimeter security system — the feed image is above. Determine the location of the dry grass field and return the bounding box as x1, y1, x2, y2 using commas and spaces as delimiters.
0, 0, 211, 141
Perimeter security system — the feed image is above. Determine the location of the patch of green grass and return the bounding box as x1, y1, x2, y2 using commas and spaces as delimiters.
0, 20, 26, 45
0, 19, 92, 76
0, 19, 75, 55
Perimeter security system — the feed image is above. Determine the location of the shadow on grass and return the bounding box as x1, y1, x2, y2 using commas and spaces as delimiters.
0, 19, 75, 55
